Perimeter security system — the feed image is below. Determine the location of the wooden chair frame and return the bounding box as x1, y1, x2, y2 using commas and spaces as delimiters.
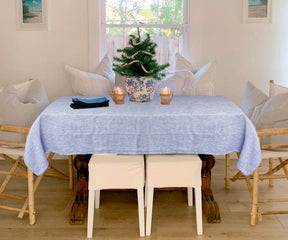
225, 80, 288, 189
224, 80, 288, 225
250, 128, 288, 226
225, 128, 288, 225
0, 124, 74, 224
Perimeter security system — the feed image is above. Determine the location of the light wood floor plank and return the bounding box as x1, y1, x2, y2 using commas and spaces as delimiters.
0, 158, 287, 239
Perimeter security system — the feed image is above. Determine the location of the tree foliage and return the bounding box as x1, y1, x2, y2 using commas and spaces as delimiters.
113, 30, 169, 80
22, 0, 30, 16
149, 0, 183, 36
107, 0, 183, 37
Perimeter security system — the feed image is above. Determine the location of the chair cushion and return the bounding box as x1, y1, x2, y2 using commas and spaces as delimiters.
0, 145, 25, 157
0, 80, 49, 143
261, 149, 288, 159
89, 154, 144, 190
145, 154, 202, 188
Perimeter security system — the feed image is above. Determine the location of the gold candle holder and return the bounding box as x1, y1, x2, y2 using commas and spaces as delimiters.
109, 87, 126, 104
160, 87, 174, 105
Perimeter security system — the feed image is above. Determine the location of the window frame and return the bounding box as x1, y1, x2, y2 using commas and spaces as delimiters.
99, 0, 190, 62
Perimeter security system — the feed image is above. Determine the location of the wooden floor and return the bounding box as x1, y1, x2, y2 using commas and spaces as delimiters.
0, 158, 288, 240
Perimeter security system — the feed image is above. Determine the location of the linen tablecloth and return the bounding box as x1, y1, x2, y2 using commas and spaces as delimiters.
24, 95, 261, 177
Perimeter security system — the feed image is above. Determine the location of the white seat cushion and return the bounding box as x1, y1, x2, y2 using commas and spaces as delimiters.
261, 150, 288, 159
145, 154, 202, 188
89, 154, 144, 190
0, 146, 25, 157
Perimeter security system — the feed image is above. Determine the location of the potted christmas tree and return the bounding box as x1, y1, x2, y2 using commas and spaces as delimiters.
113, 29, 169, 102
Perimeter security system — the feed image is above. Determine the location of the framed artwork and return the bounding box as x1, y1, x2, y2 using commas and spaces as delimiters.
16, 0, 48, 30
243, 0, 273, 23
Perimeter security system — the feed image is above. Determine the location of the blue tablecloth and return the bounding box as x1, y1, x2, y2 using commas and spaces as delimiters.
24, 95, 261, 177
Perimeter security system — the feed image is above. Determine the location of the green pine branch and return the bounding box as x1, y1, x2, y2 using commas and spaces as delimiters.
113, 32, 169, 80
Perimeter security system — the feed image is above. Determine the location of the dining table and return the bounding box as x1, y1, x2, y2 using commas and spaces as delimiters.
24, 95, 261, 225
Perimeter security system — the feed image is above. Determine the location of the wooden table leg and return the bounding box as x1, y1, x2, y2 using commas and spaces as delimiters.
27, 168, 36, 225
69, 154, 91, 225
199, 154, 221, 223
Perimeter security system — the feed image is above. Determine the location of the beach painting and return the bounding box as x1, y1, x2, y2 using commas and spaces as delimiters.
243, 0, 272, 23
248, 0, 268, 18
17, 0, 47, 29
22, 0, 43, 23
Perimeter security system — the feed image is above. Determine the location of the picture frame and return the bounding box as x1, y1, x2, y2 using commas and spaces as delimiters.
242, 0, 273, 23
16, 0, 48, 30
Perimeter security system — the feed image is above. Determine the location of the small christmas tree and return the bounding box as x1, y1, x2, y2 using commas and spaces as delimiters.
113, 29, 169, 80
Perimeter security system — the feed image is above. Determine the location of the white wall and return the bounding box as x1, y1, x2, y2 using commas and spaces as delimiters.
189, 0, 288, 105
0, 0, 89, 102
0, 0, 288, 105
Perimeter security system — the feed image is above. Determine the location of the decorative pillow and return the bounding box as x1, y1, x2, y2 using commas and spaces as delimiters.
155, 71, 195, 95
174, 53, 197, 74
182, 61, 216, 96
0, 81, 49, 143
241, 81, 269, 119
194, 61, 216, 96
64, 65, 114, 96
272, 83, 288, 96
0, 80, 36, 101
250, 93, 288, 145
95, 54, 115, 81
23, 80, 49, 106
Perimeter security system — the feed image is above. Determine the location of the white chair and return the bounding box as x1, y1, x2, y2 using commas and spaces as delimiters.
87, 154, 145, 238
145, 154, 203, 236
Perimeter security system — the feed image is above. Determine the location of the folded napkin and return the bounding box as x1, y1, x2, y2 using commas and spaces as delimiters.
70, 97, 109, 109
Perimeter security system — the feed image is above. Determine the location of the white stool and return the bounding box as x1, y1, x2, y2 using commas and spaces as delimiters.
145, 154, 203, 236
87, 154, 145, 238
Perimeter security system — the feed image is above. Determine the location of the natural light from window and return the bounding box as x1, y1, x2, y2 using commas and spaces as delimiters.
102, 0, 188, 69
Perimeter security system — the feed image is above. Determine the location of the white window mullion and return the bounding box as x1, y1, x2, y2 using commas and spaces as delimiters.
183, 0, 189, 24
104, 24, 188, 29
183, 0, 189, 59
99, 0, 106, 60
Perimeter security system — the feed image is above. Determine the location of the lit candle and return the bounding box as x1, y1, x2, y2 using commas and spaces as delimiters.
161, 87, 170, 95
114, 86, 124, 94
160, 86, 173, 105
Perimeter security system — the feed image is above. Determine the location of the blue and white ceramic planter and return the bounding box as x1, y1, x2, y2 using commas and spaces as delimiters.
125, 77, 157, 102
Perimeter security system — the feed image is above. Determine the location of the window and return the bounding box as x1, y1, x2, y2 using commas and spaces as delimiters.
101, 0, 189, 69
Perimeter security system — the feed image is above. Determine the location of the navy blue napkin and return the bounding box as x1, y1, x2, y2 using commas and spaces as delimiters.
70, 97, 109, 109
